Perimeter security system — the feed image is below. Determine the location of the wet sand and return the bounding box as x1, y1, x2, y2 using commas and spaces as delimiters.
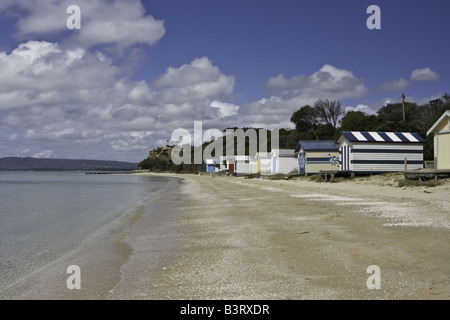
0, 176, 185, 300
2, 172, 449, 299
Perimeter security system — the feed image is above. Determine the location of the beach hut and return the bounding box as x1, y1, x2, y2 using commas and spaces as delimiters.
226, 156, 235, 172
336, 131, 426, 173
270, 149, 298, 174
205, 159, 217, 172
218, 156, 227, 171
294, 141, 340, 175
426, 110, 450, 170
249, 152, 271, 174
258, 152, 272, 175
235, 155, 250, 173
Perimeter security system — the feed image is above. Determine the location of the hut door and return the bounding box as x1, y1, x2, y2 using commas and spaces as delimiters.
341, 145, 351, 171
299, 152, 306, 174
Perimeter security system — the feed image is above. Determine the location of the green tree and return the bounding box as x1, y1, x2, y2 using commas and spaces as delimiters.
315, 123, 336, 140
290, 105, 318, 134
339, 111, 379, 132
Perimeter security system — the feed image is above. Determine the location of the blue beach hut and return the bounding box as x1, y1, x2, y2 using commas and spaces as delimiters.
294, 141, 339, 175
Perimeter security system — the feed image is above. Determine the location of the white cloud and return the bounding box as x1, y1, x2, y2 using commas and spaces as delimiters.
0, 41, 120, 111
379, 77, 410, 92
154, 57, 235, 105
33, 149, 56, 158
410, 67, 439, 82
155, 57, 223, 87
344, 104, 378, 115
265, 64, 368, 99
0, 40, 242, 161
239, 64, 368, 129
210, 100, 240, 118
7, 133, 18, 141
2, 0, 165, 50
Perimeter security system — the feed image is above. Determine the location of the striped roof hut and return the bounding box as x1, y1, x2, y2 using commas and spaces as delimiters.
336, 131, 426, 173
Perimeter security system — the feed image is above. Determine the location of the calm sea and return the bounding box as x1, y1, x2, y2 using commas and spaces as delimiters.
0, 171, 169, 291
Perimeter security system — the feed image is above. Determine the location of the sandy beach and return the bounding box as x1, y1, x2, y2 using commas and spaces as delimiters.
2, 172, 449, 300
108, 172, 450, 300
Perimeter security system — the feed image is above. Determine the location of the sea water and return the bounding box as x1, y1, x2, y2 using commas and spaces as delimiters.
0, 171, 168, 291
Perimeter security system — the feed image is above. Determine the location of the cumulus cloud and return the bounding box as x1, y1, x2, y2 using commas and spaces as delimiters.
154, 57, 235, 105
32, 150, 56, 158
210, 100, 240, 118
0, 2, 381, 162
0, 40, 239, 161
410, 67, 439, 82
265, 64, 368, 99
2, 0, 165, 50
379, 77, 410, 92
239, 64, 368, 129
0, 41, 120, 111
344, 104, 378, 115
378, 67, 439, 93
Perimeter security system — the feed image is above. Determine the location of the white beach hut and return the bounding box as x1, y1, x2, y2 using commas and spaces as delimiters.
258, 152, 272, 175
270, 149, 298, 174
234, 155, 250, 173
336, 131, 426, 173
249, 152, 271, 174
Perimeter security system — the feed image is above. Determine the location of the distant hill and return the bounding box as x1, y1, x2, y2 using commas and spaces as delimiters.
0, 157, 138, 171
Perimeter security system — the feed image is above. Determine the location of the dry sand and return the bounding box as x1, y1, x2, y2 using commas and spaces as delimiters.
2, 172, 449, 300
111, 172, 450, 300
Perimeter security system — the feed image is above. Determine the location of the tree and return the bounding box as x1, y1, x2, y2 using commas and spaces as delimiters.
290, 105, 318, 133
313, 99, 343, 128
315, 123, 336, 140
339, 111, 379, 132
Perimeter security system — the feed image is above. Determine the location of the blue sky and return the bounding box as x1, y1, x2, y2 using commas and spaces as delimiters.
0, 0, 448, 162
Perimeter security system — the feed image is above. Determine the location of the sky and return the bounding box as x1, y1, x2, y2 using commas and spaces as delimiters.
0, 0, 448, 162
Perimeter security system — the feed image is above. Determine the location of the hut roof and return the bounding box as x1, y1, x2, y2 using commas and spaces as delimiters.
337, 131, 426, 144
426, 110, 450, 136
294, 141, 339, 153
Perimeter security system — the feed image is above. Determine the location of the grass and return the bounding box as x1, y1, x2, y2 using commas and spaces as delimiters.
397, 178, 443, 188
267, 173, 287, 180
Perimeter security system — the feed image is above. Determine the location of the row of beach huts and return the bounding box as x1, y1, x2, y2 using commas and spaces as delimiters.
205, 112, 450, 176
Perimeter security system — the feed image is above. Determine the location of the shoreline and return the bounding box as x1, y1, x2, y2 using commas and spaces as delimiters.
2, 172, 449, 299
0, 174, 185, 300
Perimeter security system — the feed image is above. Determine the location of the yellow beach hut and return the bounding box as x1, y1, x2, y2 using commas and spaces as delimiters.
427, 110, 450, 170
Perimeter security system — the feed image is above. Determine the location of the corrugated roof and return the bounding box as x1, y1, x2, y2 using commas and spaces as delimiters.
294, 141, 339, 153
338, 131, 426, 143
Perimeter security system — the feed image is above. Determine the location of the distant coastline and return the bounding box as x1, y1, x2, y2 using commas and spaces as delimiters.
0, 157, 138, 171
